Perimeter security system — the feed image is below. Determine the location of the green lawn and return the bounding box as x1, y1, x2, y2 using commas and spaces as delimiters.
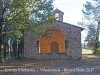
82, 49, 93, 54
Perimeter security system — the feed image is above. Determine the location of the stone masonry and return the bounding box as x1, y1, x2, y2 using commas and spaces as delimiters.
24, 20, 83, 60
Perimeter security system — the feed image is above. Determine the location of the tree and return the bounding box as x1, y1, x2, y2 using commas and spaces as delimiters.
80, 0, 100, 53
0, 0, 54, 62
86, 24, 96, 43
85, 24, 96, 49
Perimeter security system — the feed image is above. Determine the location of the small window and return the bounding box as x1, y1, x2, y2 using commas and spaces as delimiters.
55, 13, 59, 20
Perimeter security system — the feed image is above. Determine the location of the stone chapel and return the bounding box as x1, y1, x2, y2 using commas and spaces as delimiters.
24, 9, 84, 60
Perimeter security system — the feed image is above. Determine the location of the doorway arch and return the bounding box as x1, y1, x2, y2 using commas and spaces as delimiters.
39, 28, 65, 53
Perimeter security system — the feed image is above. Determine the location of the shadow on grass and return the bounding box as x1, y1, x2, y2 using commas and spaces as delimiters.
0, 55, 100, 75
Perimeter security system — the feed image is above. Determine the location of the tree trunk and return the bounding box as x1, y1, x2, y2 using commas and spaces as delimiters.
0, 27, 2, 62
94, 21, 100, 54
0, 1, 7, 63
0, 3, 4, 62
0, 20, 4, 63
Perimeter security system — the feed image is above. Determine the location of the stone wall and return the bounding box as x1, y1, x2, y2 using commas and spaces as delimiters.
24, 20, 82, 60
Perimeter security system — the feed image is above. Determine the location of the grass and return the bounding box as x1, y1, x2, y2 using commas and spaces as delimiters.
97, 47, 100, 53
82, 49, 93, 54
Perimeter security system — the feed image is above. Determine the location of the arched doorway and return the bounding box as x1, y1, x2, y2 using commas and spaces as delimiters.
39, 28, 65, 53
50, 42, 58, 52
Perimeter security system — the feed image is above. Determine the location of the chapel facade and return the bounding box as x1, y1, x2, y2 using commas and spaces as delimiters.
24, 9, 83, 60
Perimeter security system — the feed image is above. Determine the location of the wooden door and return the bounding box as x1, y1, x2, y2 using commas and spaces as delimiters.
50, 42, 58, 52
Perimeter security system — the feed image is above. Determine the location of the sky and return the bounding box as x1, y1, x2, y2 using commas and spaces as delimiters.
53, 0, 92, 43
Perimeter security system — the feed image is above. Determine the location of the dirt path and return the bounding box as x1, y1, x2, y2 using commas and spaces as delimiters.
0, 55, 100, 75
